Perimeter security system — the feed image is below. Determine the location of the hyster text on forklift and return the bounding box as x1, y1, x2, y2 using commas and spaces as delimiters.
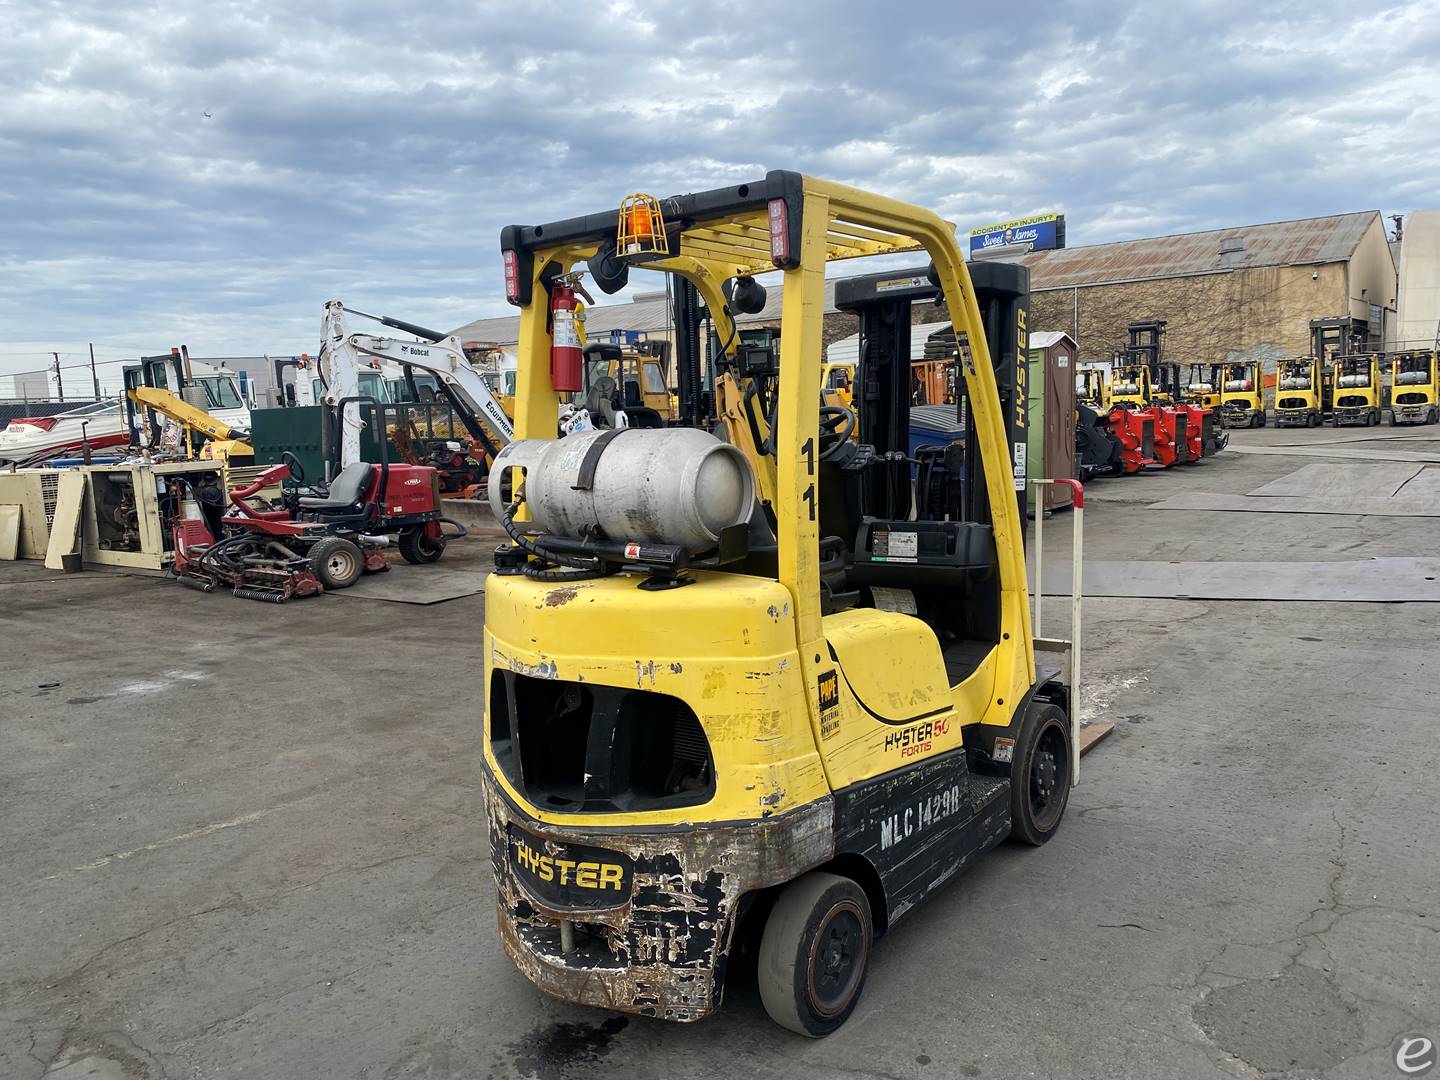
481, 173, 1079, 1036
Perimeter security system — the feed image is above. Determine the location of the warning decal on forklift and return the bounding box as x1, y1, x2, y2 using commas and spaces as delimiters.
1012, 442, 1027, 491
992, 737, 1016, 764
875, 274, 929, 294
873, 529, 918, 562
818, 671, 841, 740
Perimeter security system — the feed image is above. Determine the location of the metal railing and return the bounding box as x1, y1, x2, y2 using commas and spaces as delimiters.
1030, 477, 1085, 785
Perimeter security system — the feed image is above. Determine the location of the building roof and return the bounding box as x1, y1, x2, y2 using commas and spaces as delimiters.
1030, 330, 1076, 350
1016, 211, 1382, 291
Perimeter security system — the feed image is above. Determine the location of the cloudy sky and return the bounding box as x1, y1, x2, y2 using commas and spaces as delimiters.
2, 0, 1436, 389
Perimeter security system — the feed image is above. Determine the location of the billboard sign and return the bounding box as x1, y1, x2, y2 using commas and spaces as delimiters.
969, 213, 1065, 255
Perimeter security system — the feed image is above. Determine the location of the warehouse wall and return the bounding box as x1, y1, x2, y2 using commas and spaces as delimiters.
1347, 214, 1398, 330
1395, 210, 1440, 347
1029, 263, 1350, 363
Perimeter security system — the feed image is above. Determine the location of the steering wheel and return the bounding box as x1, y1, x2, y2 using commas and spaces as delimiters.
281, 451, 305, 483
817, 404, 857, 460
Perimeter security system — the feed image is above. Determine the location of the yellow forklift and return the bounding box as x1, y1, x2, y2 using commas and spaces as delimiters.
1389, 349, 1439, 425
1110, 360, 1151, 408
1220, 360, 1265, 427
1077, 366, 1113, 411
1183, 363, 1222, 409
484, 173, 1077, 1035
1273, 356, 1332, 428
1332, 353, 1382, 426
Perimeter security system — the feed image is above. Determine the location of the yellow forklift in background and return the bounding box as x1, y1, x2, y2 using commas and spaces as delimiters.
1220, 360, 1265, 427
1077, 365, 1113, 411
1332, 353, 1382, 426
821, 360, 856, 407
483, 172, 1076, 1036
1389, 349, 1439, 425
1183, 363, 1222, 409
1274, 356, 1332, 428
1110, 360, 1151, 408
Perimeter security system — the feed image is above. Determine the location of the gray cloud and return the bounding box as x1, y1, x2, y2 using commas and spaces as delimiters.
0, 0, 1434, 366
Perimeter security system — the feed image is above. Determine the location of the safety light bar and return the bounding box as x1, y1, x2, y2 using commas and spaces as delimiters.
767, 198, 789, 264
502, 250, 521, 305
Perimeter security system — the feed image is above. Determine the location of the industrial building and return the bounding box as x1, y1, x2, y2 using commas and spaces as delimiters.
1016, 211, 1397, 363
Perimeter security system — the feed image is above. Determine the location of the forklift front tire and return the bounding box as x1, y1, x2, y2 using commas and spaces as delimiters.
1009, 704, 1073, 847
758, 872, 872, 1037
309, 537, 365, 590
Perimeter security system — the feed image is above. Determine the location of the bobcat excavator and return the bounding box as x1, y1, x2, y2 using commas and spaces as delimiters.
317, 303, 516, 470
482, 173, 1079, 1037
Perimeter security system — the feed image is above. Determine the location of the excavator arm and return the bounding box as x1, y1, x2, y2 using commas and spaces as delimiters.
127, 385, 253, 461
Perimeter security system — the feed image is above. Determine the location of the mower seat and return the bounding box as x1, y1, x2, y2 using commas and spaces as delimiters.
298, 462, 374, 512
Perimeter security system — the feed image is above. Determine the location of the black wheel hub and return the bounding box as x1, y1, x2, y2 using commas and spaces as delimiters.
810, 905, 864, 1016
1028, 725, 1070, 830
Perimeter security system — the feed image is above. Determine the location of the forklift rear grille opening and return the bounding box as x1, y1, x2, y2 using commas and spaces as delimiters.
489, 671, 715, 812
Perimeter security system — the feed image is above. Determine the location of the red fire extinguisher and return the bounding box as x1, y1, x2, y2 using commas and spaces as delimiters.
550, 280, 583, 392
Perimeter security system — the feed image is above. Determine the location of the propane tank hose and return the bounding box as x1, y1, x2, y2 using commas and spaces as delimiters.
500, 498, 619, 582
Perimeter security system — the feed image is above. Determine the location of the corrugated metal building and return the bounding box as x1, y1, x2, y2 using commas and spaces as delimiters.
1013, 211, 1397, 363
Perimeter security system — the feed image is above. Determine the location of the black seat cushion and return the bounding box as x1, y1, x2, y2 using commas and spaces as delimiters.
298, 462, 374, 511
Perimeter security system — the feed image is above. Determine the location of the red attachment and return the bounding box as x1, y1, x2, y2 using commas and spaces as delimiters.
549, 282, 583, 392
1105, 407, 1157, 474
363, 550, 389, 574
1147, 408, 1179, 467
1173, 404, 1208, 463
1054, 477, 1084, 509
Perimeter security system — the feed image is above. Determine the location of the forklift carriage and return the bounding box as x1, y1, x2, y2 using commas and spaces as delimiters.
483, 172, 1078, 1035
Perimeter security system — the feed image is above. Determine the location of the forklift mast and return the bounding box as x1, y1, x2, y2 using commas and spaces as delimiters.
833, 261, 1029, 531
1310, 317, 1359, 364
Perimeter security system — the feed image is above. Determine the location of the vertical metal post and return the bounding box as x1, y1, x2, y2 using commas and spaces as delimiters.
1032, 485, 1043, 640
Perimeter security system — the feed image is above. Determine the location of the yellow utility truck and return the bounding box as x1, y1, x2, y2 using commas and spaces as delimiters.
483, 173, 1077, 1036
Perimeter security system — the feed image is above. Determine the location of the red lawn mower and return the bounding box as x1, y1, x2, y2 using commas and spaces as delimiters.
173, 450, 461, 602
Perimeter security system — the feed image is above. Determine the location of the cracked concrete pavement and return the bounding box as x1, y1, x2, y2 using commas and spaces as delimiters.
1, 425, 1437, 1079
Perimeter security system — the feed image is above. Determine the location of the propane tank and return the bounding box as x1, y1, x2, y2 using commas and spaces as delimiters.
489, 428, 754, 555
549, 282, 583, 392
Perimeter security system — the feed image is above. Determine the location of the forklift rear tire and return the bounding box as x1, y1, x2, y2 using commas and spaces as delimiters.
398, 527, 445, 564
309, 537, 364, 590
758, 872, 872, 1037
1009, 704, 1072, 847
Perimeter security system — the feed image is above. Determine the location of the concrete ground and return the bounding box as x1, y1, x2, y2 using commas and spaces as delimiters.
2, 425, 1438, 1080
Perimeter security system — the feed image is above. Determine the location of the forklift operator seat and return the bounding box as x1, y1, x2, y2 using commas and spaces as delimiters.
298, 462, 374, 512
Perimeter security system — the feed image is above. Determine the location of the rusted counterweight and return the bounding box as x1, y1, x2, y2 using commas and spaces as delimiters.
484, 775, 834, 1020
